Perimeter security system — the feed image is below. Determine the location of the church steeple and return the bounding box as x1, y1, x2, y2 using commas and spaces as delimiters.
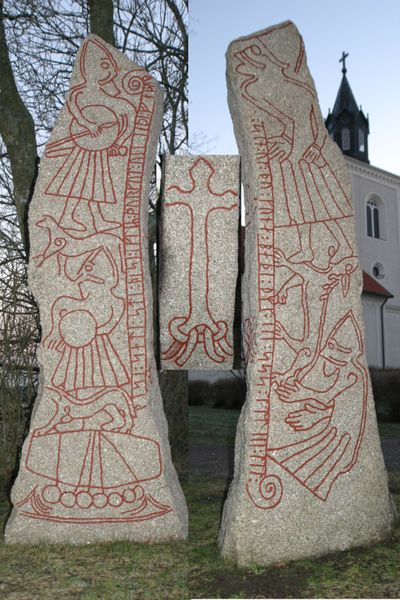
325, 52, 369, 163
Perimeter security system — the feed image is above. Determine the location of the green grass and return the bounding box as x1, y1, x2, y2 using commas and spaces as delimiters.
1, 406, 399, 599
188, 406, 400, 599
189, 406, 239, 447
188, 474, 400, 599
0, 496, 188, 600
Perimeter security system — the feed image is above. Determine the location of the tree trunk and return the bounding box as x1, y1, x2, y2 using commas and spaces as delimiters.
0, 4, 37, 255
88, 0, 115, 45
159, 369, 188, 476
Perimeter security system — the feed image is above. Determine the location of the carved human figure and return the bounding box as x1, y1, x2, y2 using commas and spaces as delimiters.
45, 38, 136, 234
270, 311, 367, 501
219, 22, 393, 566
25, 242, 163, 511
43, 245, 129, 394
272, 246, 358, 383
6, 35, 188, 541
233, 27, 353, 264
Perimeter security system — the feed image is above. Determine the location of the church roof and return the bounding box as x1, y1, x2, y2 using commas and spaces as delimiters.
332, 74, 359, 118
362, 271, 393, 298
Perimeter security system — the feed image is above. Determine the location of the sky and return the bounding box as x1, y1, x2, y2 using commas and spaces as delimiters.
189, 0, 400, 175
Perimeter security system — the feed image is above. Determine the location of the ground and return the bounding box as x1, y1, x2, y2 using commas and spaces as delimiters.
0, 406, 399, 599
188, 408, 400, 599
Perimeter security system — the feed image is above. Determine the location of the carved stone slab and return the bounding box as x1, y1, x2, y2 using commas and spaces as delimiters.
159, 155, 240, 370
219, 22, 395, 566
5, 35, 187, 544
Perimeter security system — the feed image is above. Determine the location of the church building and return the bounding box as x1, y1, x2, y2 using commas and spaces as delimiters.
325, 53, 400, 368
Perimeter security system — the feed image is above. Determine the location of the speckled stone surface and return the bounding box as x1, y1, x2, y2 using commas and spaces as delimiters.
5, 35, 187, 544
159, 155, 240, 370
219, 21, 396, 566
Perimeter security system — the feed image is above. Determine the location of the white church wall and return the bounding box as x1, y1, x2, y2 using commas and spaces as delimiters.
350, 168, 400, 302
361, 296, 383, 368
384, 307, 400, 368
348, 159, 400, 368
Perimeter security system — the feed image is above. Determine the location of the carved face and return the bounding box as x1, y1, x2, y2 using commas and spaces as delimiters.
80, 39, 118, 85
320, 313, 361, 368
320, 336, 352, 368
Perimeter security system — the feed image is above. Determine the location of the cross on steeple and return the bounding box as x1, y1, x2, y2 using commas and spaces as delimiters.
339, 51, 349, 75
325, 50, 370, 163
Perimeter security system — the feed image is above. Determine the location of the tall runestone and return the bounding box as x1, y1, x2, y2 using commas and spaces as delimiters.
219, 21, 396, 566
5, 35, 187, 544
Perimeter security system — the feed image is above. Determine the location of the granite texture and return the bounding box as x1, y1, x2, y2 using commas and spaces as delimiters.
219, 21, 396, 566
159, 155, 240, 370
5, 35, 187, 544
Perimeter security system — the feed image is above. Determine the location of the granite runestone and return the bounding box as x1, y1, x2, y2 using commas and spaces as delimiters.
219, 21, 396, 566
5, 35, 188, 545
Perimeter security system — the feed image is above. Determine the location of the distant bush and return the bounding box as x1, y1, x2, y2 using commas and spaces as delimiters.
188, 379, 213, 407
189, 374, 246, 410
370, 369, 400, 423
213, 377, 246, 410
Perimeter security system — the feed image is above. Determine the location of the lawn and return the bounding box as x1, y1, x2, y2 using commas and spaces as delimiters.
0, 496, 188, 600
0, 407, 399, 599
188, 407, 400, 599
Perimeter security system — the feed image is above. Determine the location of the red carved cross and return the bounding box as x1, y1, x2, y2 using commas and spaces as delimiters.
162, 157, 238, 366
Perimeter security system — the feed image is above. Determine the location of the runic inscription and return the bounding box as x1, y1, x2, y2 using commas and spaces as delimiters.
219, 21, 394, 566
160, 156, 240, 370
6, 35, 187, 544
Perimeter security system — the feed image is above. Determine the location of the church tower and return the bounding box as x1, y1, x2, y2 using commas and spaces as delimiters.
325, 52, 369, 163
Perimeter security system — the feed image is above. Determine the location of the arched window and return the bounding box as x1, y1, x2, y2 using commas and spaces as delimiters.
366, 195, 385, 239
341, 127, 350, 151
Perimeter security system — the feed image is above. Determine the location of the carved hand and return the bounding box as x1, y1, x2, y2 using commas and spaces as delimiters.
285, 399, 332, 431
267, 134, 292, 162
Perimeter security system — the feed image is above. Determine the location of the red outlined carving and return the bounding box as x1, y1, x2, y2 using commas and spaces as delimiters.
270, 311, 367, 501
233, 25, 353, 266
18, 38, 170, 524
161, 158, 238, 367
44, 38, 137, 235
42, 245, 129, 392
230, 24, 368, 509
121, 70, 157, 400
17, 384, 166, 522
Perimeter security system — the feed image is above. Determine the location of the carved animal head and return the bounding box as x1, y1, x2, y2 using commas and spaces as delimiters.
34, 215, 67, 267
63, 246, 118, 288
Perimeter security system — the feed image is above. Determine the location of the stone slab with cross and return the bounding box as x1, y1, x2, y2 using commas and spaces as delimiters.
159, 154, 240, 370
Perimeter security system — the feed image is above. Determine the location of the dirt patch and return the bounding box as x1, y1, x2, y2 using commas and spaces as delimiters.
190, 566, 308, 599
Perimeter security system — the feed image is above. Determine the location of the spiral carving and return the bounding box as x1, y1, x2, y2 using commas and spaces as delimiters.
122, 71, 144, 96
246, 473, 283, 509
